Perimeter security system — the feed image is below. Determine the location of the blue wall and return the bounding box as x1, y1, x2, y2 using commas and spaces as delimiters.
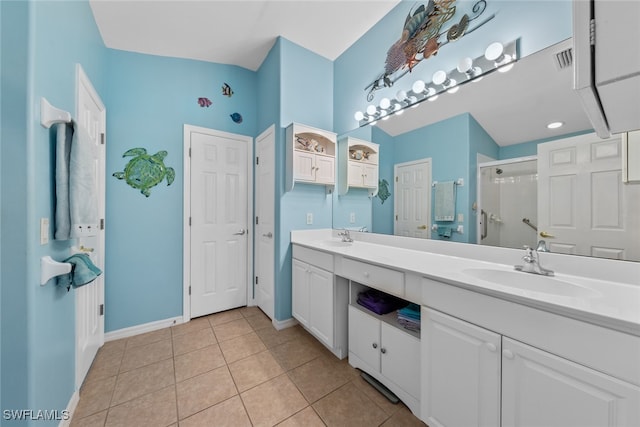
103, 49, 257, 331
1, 0, 107, 423
371, 127, 395, 235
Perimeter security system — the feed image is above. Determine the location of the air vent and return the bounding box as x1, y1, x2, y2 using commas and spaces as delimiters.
554, 48, 573, 70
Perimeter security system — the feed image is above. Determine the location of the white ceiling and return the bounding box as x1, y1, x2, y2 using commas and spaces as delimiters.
89, 1, 592, 146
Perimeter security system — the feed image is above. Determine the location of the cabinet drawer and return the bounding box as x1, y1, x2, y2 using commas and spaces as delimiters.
341, 258, 404, 297
292, 245, 333, 272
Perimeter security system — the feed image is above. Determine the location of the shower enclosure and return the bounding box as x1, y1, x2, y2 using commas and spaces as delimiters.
477, 156, 538, 249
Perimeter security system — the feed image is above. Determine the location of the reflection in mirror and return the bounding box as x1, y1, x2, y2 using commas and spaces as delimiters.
334, 39, 640, 262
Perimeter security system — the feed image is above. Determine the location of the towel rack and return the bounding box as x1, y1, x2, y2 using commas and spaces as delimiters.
40, 256, 72, 286
432, 178, 464, 188
40, 97, 71, 129
431, 224, 464, 234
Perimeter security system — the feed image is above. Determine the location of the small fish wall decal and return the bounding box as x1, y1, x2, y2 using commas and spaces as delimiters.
230, 112, 243, 124
221, 83, 234, 97
197, 97, 212, 108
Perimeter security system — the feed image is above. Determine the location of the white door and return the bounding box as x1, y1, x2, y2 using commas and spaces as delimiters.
363, 163, 378, 188
422, 307, 501, 427
75, 65, 105, 389
348, 306, 380, 371
315, 154, 335, 184
538, 133, 640, 261
293, 150, 315, 182
502, 337, 640, 427
186, 126, 251, 318
348, 161, 363, 187
380, 323, 420, 399
395, 159, 432, 238
255, 125, 275, 319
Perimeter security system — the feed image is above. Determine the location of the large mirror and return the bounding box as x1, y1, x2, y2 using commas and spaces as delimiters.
333, 37, 640, 262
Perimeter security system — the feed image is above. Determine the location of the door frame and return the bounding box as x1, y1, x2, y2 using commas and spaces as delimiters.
182, 124, 254, 322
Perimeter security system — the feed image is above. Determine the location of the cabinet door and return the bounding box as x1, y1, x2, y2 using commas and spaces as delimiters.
381, 322, 420, 399
315, 155, 335, 184
348, 161, 363, 187
422, 308, 501, 427
348, 306, 380, 371
308, 265, 334, 347
292, 259, 310, 327
293, 151, 315, 182
502, 337, 640, 427
362, 163, 378, 188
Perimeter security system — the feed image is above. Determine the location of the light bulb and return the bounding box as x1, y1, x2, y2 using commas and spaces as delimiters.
484, 42, 504, 61
366, 105, 377, 116
354, 111, 364, 121
379, 98, 391, 110
412, 80, 426, 94
547, 121, 564, 129
395, 90, 407, 102
457, 57, 482, 80
432, 70, 447, 86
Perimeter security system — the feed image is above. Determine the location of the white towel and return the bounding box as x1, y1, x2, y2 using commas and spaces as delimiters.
69, 123, 98, 237
434, 181, 455, 222
54, 123, 73, 239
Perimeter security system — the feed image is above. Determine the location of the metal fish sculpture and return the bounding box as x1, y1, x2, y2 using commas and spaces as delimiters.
365, 0, 494, 101
230, 112, 243, 124
221, 83, 234, 97
197, 97, 212, 108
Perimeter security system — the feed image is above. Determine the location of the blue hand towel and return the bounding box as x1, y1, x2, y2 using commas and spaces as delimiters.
58, 253, 102, 289
434, 181, 455, 221
437, 226, 452, 239
54, 123, 73, 239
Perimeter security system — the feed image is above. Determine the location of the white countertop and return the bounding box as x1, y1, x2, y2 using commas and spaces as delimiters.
291, 229, 640, 337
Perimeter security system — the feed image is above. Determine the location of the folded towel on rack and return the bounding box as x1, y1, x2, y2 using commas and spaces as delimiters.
58, 253, 102, 290
54, 123, 73, 239
437, 226, 452, 239
434, 181, 455, 222
69, 123, 98, 237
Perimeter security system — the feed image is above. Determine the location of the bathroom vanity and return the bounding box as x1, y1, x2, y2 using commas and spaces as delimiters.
291, 229, 640, 426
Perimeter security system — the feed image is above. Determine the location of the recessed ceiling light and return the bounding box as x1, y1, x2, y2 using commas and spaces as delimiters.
547, 121, 564, 129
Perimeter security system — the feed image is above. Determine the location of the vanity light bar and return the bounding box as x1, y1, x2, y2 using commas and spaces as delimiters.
354, 40, 518, 127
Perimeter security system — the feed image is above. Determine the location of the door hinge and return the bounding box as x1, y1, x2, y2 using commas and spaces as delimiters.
100, 218, 105, 230
189, 147, 192, 157
255, 216, 259, 225
395, 176, 398, 182
256, 156, 259, 165
99, 304, 104, 316
100, 133, 105, 145
189, 217, 191, 226
395, 215, 398, 221
189, 286, 191, 296
255, 276, 259, 285
589, 18, 596, 46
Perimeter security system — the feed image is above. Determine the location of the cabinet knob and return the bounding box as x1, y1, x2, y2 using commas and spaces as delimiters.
380, 348, 387, 354
486, 343, 497, 352
503, 349, 515, 360
372, 343, 378, 349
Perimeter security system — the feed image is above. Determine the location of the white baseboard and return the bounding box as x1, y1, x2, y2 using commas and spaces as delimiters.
59, 390, 79, 427
105, 316, 184, 341
272, 317, 298, 330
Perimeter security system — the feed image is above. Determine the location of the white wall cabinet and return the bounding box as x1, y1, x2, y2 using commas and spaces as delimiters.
422, 307, 640, 427
286, 123, 336, 191
348, 288, 420, 416
338, 137, 379, 196
292, 245, 348, 358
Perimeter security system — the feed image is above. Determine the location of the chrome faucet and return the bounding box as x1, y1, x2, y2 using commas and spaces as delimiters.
536, 240, 549, 252
338, 229, 353, 242
514, 246, 554, 276
358, 226, 368, 232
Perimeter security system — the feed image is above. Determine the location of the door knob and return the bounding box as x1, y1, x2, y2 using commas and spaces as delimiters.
233, 229, 246, 235
417, 225, 427, 230
262, 232, 273, 238
540, 231, 555, 238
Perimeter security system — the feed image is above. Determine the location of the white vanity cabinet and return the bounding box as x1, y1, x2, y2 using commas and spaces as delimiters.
422, 295, 640, 427
291, 245, 348, 358
337, 137, 379, 196
286, 123, 337, 191
422, 307, 501, 427
348, 282, 420, 416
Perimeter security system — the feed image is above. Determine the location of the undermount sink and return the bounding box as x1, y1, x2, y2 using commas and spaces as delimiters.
462, 268, 601, 298
322, 239, 353, 247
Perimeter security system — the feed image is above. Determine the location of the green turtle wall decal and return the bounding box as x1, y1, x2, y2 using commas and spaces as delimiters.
113, 148, 175, 197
